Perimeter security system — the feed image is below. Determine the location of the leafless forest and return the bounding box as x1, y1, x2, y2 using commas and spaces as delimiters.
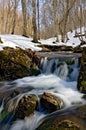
0, 0, 86, 42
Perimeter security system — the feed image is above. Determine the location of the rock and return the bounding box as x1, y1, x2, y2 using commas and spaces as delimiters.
56, 120, 80, 130
74, 105, 86, 120
38, 44, 74, 52
66, 59, 75, 65
73, 46, 83, 53
40, 92, 63, 112
77, 47, 86, 93
14, 94, 38, 119
36, 105, 86, 130
0, 47, 40, 81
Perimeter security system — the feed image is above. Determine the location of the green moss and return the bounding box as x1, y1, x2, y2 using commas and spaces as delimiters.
0, 109, 9, 122
0, 47, 40, 81
36, 119, 80, 130
80, 81, 86, 92
77, 48, 86, 93
66, 59, 75, 65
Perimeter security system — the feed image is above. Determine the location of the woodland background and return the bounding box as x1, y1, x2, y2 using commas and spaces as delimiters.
0, 0, 86, 42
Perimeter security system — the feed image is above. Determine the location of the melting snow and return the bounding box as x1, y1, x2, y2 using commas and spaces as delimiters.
0, 27, 86, 51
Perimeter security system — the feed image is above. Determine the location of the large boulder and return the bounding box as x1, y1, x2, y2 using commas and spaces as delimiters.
77, 47, 86, 93
0, 47, 40, 81
36, 105, 86, 130
40, 92, 63, 112
14, 94, 38, 119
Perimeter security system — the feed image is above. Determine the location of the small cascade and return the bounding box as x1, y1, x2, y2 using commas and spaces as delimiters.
0, 53, 85, 130
40, 57, 80, 81
40, 57, 59, 74
54, 62, 68, 80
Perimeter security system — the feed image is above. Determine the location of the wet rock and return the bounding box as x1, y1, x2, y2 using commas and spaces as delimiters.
75, 105, 86, 120
14, 94, 38, 119
40, 92, 63, 112
65, 59, 75, 65
56, 120, 80, 130
0, 47, 40, 81
36, 105, 86, 130
36, 116, 82, 130
77, 47, 86, 93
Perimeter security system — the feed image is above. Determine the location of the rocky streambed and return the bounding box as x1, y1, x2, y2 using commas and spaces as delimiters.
0, 46, 86, 130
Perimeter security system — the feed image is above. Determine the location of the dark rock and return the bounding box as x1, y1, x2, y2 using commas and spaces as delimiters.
14, 94, 38, 119
77, 47, 86, 93
73, 46, 83, 53
75, 105, 86, 119
36, 105, 86, 130
40, 92, 63, 112
38, 45, 74, 52
0, 47, 40, 81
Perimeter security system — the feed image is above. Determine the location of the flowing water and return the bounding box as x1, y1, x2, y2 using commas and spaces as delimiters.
0, 55, 85, 130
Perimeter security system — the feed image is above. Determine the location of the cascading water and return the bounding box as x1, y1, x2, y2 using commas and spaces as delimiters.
40, 57, 80, 81
0, 55, 85, 130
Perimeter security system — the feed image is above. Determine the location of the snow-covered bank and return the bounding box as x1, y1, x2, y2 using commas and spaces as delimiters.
0, 35, 42, 51
0, 27, 86, 52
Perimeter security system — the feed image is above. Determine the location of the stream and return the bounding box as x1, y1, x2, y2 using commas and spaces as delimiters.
0, 53, 85, 130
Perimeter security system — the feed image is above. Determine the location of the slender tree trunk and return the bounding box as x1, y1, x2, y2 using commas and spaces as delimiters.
32, 0, 38, 42
21, 0, 27, 36
11, 0, 17, 34
37, 0, 40, 40
53, 0, 59, 42
1, 0, 4, 33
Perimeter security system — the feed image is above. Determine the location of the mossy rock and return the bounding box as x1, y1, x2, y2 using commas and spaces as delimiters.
36, 105, 86, 130
0, 108, 14, 125
36, 116, 82, 130
14, 94, 38, 119
0, 47, 40, 81
80, 81, 86, 93
77, 47, 86, 93
40, 92, 63, 112
0, 109, 9, 122
66, 59, 75, 65
75, 105, 86, 119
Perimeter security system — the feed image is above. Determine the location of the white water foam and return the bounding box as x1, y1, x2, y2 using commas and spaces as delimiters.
9, 112, 46, 130
13, 74, 84, 107
0, 57, 85, 130
6, 73, 84, 130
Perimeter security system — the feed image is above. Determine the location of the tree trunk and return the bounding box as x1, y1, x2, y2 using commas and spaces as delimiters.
52, 0, 59, 42
11, 0, 17, 34
32, 0, 38, 42
1, 0, 4, 33
21, 0, 27, 36
37, 0, 40, 40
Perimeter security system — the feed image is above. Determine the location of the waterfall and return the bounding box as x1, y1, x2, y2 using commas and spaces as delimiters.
54, 62, 68, 80
40, 57, 80, 81
40, 57, 59, 74
0, 54, 85, 130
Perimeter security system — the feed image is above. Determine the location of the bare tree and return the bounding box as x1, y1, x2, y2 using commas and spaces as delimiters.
57, 0, 75, 42
1, 0, 4, 33
32, 0, 38, 42
52, 0, 59, 42
21, 0, 27, 36
11, 0, 18, 34
37, 0, 40, 39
